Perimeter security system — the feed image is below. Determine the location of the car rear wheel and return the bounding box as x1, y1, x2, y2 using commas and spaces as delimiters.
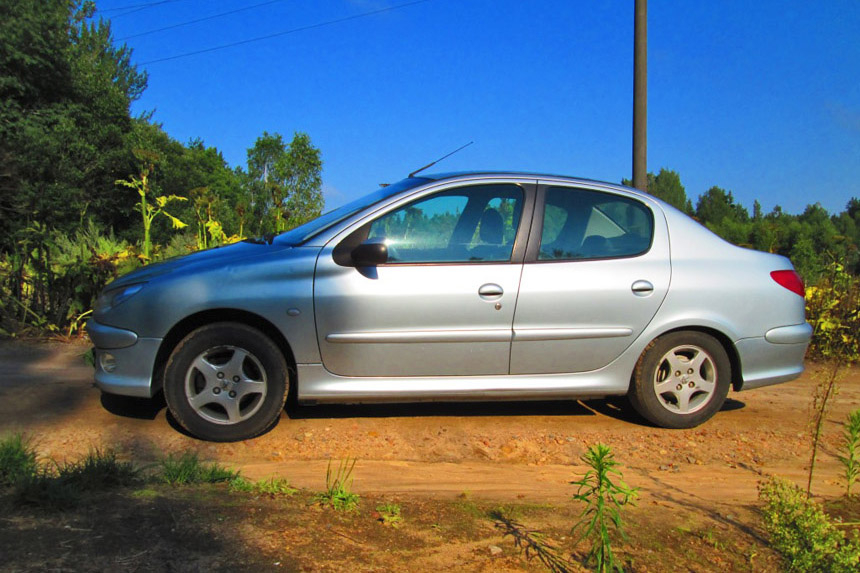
163, 323, 288, 442
629, 331, 731, 429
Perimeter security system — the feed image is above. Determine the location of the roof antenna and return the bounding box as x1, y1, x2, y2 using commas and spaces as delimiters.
408, 141, 474, 178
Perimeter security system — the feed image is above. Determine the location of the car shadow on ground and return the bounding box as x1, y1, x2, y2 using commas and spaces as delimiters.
97, 392, 747, 434
100, 392, 166, 420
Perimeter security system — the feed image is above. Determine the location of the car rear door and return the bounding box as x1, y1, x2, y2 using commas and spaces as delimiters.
510, 182, 671, 374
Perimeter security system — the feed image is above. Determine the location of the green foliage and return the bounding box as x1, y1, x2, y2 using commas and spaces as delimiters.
315, 457, 360, 512
229, 476, 297, 496
0, 433, 38, 487
805, 263, 860, 363
375, 502, 403, 527
244, 131, 324, 235
158, 452, 238, 485
839, 410, 860, 496
805, 264, 860, 494
0, 0, 147, 250
623, 168, 692, 214
571, 444, 638, 573
14, 448, 139, 509
759, 476, 860, 572
0, 220, 137, 334
115, 149, 187, 261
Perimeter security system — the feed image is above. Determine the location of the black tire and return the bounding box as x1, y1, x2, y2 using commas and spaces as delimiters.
628, 331, 731, 429
163, 322, 288, 442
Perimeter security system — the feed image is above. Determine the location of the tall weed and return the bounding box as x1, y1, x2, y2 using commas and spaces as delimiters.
571, 444, 638, 572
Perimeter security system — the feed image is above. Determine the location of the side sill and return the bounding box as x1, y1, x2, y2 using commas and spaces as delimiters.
295, 363, 628, 403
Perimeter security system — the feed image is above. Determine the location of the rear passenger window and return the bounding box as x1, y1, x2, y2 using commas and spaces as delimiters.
538, 187, 653, 261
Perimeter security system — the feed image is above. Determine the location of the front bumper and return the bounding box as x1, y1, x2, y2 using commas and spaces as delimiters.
87, 319, 162, 398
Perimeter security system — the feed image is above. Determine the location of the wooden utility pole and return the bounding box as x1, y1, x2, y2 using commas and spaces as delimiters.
633, 0, 647, 191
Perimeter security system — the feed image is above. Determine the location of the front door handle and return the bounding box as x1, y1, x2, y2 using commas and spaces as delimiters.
478, 283, 504, 300
631, 280, 654, 296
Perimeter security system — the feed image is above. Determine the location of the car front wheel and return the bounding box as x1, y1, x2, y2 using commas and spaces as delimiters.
163, 323, 288, 442
629, 331, 731, 429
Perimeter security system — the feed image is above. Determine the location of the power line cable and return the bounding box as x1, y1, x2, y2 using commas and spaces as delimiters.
139, 0, 431, 65
98, 0, 183, 13
118, 0, 286, 41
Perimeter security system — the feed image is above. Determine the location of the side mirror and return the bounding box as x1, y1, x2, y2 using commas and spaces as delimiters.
351, 242, 388, 266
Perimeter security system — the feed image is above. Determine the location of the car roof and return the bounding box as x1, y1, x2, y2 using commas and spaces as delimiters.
417, 171, 654, 202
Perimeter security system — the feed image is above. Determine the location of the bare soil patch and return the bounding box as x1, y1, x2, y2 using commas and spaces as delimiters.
1, 339, 859, 571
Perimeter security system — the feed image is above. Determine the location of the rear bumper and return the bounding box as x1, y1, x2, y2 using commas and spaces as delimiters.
736, 324, 812, 391
87, 319, 161, 398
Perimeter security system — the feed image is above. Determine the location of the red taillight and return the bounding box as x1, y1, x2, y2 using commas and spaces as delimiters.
771, 270, 805, 297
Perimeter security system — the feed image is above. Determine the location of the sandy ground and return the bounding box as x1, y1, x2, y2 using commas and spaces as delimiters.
2, 338, 858, 513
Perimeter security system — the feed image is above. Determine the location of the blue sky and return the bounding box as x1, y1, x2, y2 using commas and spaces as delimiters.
100, 0, 860, 215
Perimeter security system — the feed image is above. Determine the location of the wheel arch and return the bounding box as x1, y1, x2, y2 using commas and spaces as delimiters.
152, 309, 298, 395
639, 326, 743, 392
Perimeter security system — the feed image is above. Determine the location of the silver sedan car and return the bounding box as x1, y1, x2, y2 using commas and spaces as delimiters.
87, 172, 812, 441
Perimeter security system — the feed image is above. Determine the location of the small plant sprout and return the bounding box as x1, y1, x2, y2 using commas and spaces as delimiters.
375, 502, 403, 527
839, 409, 860, 496
315, 457, 360, 512
570, 444, 638, 573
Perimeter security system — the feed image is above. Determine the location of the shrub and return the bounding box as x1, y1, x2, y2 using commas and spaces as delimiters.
805, 263, 860, 363
839, 410, 860, 496
1, 220, 138, 335
759, 476, 860, 572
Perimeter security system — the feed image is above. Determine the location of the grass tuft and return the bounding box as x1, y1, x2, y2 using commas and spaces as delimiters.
229, 476, 297, 496
13, 449, 139, 509
159, 452, 238, 485
0, 433, 38, 487
315, 457, 360, 512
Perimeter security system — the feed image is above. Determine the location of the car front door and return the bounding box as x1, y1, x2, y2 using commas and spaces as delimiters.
314, 180, 535, 377
510, 183, 671, 374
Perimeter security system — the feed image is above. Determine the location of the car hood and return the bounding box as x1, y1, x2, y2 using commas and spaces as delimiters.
106, 240, 292, 290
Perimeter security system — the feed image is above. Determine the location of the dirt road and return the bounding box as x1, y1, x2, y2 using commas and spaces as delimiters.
2, 338, 858, 511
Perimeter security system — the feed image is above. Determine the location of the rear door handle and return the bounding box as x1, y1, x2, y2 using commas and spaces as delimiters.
478, 283, 504, 300
631, 280, 654, 296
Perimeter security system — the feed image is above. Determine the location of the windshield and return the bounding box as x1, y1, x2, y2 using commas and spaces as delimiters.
267, 178, 429, 246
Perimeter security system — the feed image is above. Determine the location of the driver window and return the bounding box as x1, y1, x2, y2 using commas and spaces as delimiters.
367, 184, 524, 263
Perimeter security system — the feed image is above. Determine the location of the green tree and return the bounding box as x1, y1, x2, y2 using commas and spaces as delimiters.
0, 0, 147, 249
624, 168, 692, 213
245, 131, 324, 234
